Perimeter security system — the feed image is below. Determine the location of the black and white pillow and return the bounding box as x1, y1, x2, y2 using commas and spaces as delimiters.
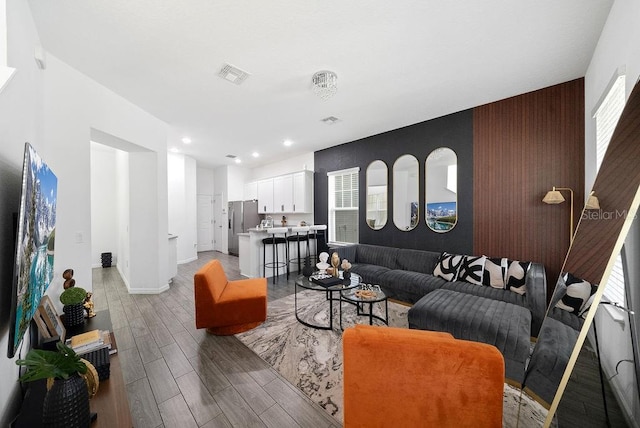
457, 255, 487, 286
482, 257, 507, 289
505, 260, 531, 295
555, 272, 598, 316
433, 252, 464, 282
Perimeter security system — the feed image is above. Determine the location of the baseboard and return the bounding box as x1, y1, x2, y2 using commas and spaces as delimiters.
178, 256, 197, 264
116, 265, 130, 289
92, 262, 117, 269
127, 283, 171, 294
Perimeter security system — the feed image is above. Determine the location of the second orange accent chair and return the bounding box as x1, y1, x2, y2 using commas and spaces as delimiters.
194, 259, 267, 335
343, 325, 505, 428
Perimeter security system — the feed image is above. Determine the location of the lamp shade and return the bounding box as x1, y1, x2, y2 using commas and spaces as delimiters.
585, 192, 600, 209
543, 188, 565, 204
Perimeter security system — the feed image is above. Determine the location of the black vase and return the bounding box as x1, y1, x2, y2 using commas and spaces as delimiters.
302, 256, 314, 277
63, 303, 85, 327
43, 374, 91, 428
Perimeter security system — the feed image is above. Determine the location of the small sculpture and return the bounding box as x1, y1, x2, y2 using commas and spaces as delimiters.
281, 215, 287, 226
331, 252, 340, 277
84, 292, 96, 318
341, 259, 352, 281
63, 268, 76, 289
316, 251, 330, 272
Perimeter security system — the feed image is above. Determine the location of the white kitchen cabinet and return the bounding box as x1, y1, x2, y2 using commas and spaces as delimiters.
255, 171, 313, 214
292, 171, 313, 213
273, 174, 293, 213
257, 178, 274, 213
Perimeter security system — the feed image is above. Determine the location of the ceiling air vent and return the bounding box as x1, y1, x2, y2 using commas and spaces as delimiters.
218, 63, 250, 85
321, 116, 340, 124
225, 154, 237, 159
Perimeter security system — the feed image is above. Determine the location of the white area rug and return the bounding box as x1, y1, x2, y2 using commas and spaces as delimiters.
237, 289, 550, 427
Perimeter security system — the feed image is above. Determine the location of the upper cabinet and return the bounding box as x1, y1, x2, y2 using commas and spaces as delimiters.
292, 171, 313, 213
257, 179, 274, 213
274, 174, 294, 212
256, 171, 313, 214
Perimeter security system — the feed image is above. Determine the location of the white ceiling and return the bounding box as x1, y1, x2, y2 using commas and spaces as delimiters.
27, 0, 613, 169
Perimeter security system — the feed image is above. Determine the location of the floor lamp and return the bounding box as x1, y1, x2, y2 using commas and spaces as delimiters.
543, 186, 575, 242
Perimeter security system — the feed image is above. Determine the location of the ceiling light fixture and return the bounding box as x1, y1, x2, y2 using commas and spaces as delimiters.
235, 158, 242, 164
170, 147, 180, 153
181, 137, 191, 144
312, 70, 338, 100
283, 140, 293, 147
252, 152, 260, 158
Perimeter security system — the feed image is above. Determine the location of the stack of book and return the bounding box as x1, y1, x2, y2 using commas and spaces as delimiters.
66, 329, 118, 355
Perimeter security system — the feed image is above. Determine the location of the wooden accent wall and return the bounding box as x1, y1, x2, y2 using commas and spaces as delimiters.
473, 79, 585, 297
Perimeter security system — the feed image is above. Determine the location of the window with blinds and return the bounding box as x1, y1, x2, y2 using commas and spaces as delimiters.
328, 168, 359, 244
594, 73, 626, 304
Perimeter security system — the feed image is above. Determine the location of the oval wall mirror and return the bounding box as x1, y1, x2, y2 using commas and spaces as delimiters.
366, 160, 388, 230
393, 154, 419, 231
425, 147, 458, 232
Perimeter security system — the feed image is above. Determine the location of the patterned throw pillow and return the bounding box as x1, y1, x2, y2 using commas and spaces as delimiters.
555, 272, 598, 316
433, 252, 464, 281
482, 257, 507, 289
505, 260, 531, 295
457, 255, 487, 286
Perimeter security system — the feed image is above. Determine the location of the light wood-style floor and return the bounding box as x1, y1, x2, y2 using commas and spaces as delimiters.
91, 251, 337, 428
91, 251, 630, 428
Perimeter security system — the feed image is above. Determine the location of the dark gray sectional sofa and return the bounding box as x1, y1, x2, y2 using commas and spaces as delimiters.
331, 243, 547, 337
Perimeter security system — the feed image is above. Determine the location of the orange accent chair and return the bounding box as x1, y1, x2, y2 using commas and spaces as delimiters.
343, 325, 505, 428
194, 260, 267, 335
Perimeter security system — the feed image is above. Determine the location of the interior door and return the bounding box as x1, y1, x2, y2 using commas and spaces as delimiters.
197, 195, 213, 252
213, 193, 224, 252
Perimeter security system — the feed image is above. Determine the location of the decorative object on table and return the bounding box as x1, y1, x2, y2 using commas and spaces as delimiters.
341, 259, 352, 281
302, 255, 314, 277
83, 292, 96, 318
35, 295, 66, 341
331, 252, 340, 277
62, 268, 75, 289
60, 286, 88, 328
316, 251, 330, 272
79, 358, 100, 398
299, 220, 307, 226
16, 342, 91, 428
81, 347, 111, 381
310, 273, 343, 288
281, 215, 287, 226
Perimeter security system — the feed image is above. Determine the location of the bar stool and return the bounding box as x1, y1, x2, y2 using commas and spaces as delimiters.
307, 224, 327, 262
262, 227, 289, 284
286, 226, 310, 274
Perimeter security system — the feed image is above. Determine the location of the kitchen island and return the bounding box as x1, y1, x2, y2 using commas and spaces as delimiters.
239, 226, 325, 278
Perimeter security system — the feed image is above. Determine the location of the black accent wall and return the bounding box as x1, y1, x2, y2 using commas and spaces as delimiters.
314, 109, 473, 254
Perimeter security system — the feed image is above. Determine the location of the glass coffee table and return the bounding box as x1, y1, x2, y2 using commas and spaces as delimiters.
295, 272, 360, 330
339, 285, 388, 330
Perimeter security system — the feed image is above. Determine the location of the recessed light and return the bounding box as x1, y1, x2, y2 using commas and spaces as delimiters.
252, 152, 260, 158
181, 137, 191, 144
235, 158, 242, 164
170, 147, 180, 153
283, 140, 293, 147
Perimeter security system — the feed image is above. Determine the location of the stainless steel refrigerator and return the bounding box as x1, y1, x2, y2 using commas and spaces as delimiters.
228, 200, 260, 256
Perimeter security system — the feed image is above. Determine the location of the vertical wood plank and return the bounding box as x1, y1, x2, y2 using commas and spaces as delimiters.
473, 79, 585, 297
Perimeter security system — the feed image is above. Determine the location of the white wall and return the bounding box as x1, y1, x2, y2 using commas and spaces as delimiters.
228, 164, 249, 201
0, 1, 44, 423
197, 167, 214, 195
90, 142, 118, 267
168, 152, 197, 264
250, 152, 314, 180
0, 1, 172, 423
584, 0, 640, 424
116, 150, 130, 286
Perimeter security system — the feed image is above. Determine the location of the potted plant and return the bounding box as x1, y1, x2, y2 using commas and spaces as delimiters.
60, 286, 87, 327
16, 342, 90, 427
